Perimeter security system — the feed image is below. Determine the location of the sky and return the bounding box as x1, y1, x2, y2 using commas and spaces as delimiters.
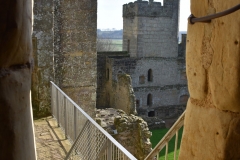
97, 0, 190, 31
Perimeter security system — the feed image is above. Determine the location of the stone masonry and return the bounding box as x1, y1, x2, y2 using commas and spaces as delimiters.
32, 0, 54, 117
32, 0, 97, 117
96, 108, 152, 160
53, 0, 97, 116
96, 0, 188, 128
179, 0, 240, 159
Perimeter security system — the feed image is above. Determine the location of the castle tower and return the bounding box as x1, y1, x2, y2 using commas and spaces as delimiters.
122, 0, 180, 58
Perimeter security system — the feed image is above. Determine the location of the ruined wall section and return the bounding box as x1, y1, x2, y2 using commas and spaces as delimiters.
102, 60, 137, 115
96, 108, 152, 160
104, 57, 187, 119
97, 52, 129, 108
112, 74, 137, 115
54, 0, 97, 116
123, 0, 179, 58
32, 0, 54, 116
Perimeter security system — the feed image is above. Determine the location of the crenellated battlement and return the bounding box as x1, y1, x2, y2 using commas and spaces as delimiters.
123, 0, 176, 18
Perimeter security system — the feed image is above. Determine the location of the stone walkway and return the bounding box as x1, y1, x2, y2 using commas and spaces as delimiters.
34, 117, 71, 160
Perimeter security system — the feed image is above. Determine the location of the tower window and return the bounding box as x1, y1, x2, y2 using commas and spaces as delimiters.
106, 68, 109, 80
148, 111, 155, 117
136, 100, 140, 107
148, 69, 153, 82
127, 39, 130, 52
147, 94, 152, 106
139, 75, 145, 84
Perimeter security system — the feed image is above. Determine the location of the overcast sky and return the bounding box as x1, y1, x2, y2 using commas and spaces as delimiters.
97, 0, 190, 31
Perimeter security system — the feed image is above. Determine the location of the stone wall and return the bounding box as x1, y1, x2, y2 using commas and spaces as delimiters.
179, 0, 240, 159
123, 0, 179, 58
109, 57, 187, 107
32, 0, 54, 117
96, 108, 152, 160
97, 49, 188, 121
53, 0, 97, 116
178, 34, 187, 57
32, 0, 97, 117
97, 52, 129, 108
102, 70, 137, 115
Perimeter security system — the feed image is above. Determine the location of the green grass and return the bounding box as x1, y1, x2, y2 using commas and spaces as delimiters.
111, 39, 122, 45
150, 127, 183, 160
111, 39, 122, 51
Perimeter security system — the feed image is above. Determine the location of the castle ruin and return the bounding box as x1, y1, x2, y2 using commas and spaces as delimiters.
97, 0, 188, 128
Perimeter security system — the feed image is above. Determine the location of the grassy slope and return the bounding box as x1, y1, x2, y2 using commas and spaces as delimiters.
150, 127, 183, 160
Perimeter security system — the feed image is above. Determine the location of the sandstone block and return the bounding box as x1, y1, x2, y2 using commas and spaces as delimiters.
179, 100, 240, 159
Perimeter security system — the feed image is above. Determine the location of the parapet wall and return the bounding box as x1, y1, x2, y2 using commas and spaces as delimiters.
123, 0, 175, 18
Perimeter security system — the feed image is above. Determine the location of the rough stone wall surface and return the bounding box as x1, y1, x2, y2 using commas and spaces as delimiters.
109, 57, 188, 106
53, 0, 97, 116
122, 18, 138, 56
123, 0, 179, 58
179, 0, 240, 159
0, 0, 36, 158
178, 34, 187, 57
134, 86, 188, 108
96, 108, 152, 160
97, 54, 188, 121
97, 52, 129, 108
103, 71, 137, 115
32, 0, 54, 117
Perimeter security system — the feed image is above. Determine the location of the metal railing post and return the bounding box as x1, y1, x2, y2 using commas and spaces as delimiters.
74, 106, 77, 140
56, 89, 60, 127
107, 140, 112, 160
144, 111, 185, 160
50, 81, 137, 160
174, 131, 179, 160
51, 83, 54, 117
64, 96, 67, 139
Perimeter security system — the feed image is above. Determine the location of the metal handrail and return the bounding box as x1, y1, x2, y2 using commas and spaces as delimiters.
50, 81, 137, 160
144, 111, 185, 160
189, 3, 240, 24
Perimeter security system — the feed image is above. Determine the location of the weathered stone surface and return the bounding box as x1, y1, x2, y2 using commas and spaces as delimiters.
101, 73, 137, 115
186, 1, 240, 112
32, 0, 97, 117
179, 0, 240, 159
0, 0, 36, 159
96, 108, 152, 160
32, 0, 54, 117
53, 0, 97, 116
123, 0, 179, 58
180, 100, 240, 159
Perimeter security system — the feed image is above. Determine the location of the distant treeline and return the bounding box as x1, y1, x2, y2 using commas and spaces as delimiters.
97, 29, 123, 39
97, 29, 187, 41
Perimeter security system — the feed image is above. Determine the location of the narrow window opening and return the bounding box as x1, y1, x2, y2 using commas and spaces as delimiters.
148, 111, 155, 117
139, 75, 145, 84
136, 100, 140, 107
106, 68, 109, 80
148, 69, 153, 82
147, 94, 152, 106
127, 39, 130, 52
